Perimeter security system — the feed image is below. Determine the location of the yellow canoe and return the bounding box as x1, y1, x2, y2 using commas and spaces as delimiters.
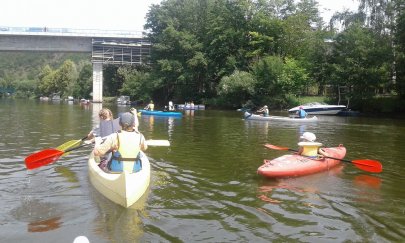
88, 151, 150, 208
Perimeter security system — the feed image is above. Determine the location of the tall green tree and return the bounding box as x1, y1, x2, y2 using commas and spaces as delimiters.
331, 24, 392, 101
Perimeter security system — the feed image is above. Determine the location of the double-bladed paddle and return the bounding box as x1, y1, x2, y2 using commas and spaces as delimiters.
25, 139, 171, 170
264, 144, 382, 173
25, 143, 91, 170
56, 136, 88, 156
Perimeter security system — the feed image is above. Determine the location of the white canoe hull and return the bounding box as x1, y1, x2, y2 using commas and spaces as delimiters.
244, 112, 318, 123
88, 151, 150, 208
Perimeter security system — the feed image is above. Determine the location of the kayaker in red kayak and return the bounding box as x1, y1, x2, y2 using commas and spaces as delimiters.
297, 132, 328, 158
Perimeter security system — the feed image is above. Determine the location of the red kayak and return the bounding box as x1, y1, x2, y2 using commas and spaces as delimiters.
258, 146, 346, 178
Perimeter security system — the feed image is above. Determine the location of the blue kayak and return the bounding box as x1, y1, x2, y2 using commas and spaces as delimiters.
139, 110, 182, 117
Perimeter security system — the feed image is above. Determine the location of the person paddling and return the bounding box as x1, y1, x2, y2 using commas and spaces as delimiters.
257, 105, 269, 117
93, 112, 148, 173
297, 132, 328, 158
297, 106, 308, 118
144, 100, 155, 111
87, 108, 121, 140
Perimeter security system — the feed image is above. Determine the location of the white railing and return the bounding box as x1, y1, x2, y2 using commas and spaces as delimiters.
0, 26, 145, 38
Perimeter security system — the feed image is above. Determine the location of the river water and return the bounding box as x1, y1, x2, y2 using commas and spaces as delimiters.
0, 99, 404, 242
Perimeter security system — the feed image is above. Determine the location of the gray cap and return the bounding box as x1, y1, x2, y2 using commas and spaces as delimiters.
119, 112, 134, 126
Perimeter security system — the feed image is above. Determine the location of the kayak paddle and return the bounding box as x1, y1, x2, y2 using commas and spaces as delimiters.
25, 143, 91, 170
146, 140, 170, 146
25, 139, 170, 170
264, 144, 383, 173
56, 136, 88, 156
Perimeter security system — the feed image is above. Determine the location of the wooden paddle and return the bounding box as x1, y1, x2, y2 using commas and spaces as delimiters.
264, 144, 383, 173
25, 139, 171, 170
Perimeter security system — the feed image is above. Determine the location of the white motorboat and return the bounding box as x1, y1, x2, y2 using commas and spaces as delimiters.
288, 102, 346, 116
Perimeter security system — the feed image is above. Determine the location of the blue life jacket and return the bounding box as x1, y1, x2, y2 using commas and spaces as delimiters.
108, 131, 142, 173
298, 109, 307, 118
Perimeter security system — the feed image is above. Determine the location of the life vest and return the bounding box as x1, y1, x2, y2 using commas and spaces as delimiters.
298, 142, 323, 157
99, 118, 121, 138
298, 109, 307, 118
109, 131, 142, 173
149, 103, 155, 111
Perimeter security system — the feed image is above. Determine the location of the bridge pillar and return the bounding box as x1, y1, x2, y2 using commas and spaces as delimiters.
92, 63, 103, 103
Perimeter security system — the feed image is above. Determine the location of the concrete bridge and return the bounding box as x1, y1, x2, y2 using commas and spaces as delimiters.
0, 26, 151, 102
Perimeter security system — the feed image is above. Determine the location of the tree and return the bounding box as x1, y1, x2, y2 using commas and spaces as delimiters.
72, 62, 92, 99
54, 60, 77, 97
331, 24, 392, 102
37, 65, 55, 96
217, 70, 256, 107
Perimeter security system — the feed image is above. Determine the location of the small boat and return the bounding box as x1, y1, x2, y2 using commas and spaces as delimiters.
258, 146, 346, 178
176, 104, 205, 110
139, 109, 183, 117
80, 98, 90, 104
288, 102, 346, 116
244, 112, 318, 123
117, 95, 131, 105
88, 151, 150, 207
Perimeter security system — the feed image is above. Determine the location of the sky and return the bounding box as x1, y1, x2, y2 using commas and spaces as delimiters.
0, 0, 358, 31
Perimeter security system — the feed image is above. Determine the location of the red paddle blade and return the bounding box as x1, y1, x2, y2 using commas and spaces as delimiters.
264, 144, 290, 150
351, 159, 383, 173
25, 149, 64, 170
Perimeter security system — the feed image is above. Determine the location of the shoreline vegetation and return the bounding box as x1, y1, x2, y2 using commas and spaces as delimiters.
2, 95, 405, 119
1, 1, 405, 115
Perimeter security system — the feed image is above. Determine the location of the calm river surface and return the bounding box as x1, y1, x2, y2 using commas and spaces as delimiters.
0, 99, 404, 242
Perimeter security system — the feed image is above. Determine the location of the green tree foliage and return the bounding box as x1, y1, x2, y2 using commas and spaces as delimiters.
37, 65, 56, 96
54, 60, 77, 97
37, 60, 77, 97
72, 62, 92, 99
330, 24, 392, 101
395, 0, 405, 98
250, 55, 309, 108
118, 66, 151, 102
217, 70, 256, 107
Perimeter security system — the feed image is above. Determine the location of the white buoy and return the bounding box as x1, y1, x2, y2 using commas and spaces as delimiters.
73, 236, 90, 243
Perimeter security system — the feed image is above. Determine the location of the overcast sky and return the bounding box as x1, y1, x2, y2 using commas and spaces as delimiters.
0, 0, 358, 31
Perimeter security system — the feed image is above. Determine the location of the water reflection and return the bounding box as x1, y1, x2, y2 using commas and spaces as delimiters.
54, 166, 79, 184
28, 216, 62, 232
91, 185, 150, 242
11, 199, 63, 233
167, 117, 174, 140
91, 103, 103, 128
184, 109, 194, 117
257, 165, 345, 204
354, 175, 382, 189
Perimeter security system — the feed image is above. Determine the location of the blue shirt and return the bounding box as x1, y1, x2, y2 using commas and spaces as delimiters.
298, 109, 307, 118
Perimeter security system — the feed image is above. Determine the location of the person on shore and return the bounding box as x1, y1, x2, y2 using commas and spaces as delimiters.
257, 105, 269, 117
93, 112, 148, 173
297, 132, 327, 158
297, 106, 308, 118
144, 100, 155, 111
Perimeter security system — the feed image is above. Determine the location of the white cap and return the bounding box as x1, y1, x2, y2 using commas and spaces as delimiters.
300, 132, 316, 142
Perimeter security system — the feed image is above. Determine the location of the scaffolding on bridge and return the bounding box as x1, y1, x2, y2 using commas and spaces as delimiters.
91, 38, 151, 65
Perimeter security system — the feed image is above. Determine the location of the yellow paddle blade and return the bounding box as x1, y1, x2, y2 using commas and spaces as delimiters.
56, 140, 81, 156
